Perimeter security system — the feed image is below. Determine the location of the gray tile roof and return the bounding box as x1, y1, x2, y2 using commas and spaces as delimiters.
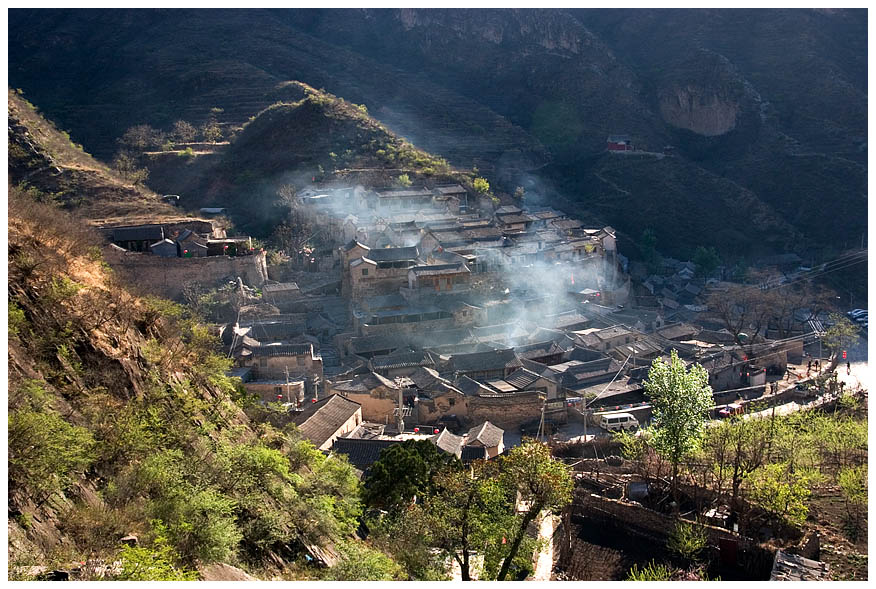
431, 429, 464, 458
292, 395, 361, 449
365, 246, 420, 262
449, 349, 518, 373
332, 437, 399, 469
466, 421, 504, 448
410, 263, 470, 276
112, 224, 164, 242
250, 343, 314, 357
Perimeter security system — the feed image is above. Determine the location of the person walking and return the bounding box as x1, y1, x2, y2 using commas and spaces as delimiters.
847, 361, 851, 375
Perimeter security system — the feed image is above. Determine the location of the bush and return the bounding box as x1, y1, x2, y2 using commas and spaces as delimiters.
321, 540, 403, 581
627, 560, 675, 581
8, 410, 96, 499
667, 520, 707, 562
112, 524, 198, 581
9, 301, 27, 338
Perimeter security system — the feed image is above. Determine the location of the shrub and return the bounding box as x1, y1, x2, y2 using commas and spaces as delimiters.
113, 524, 198, 581
8, 410, 96, 499
627, 560, 675, 581
321, 540, 403, 581
9, 300, 27, 337
667, 520, 707, 562
396, 173, 412, 187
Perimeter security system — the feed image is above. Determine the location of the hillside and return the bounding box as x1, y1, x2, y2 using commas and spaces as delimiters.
140, 83, 473, 236
6, 8, 867, 261
7, 88, 198, 227
7, 187, 362, 580
7, 9, 547, 176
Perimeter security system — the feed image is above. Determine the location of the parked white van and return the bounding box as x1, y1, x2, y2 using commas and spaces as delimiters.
599, 412, 639, 432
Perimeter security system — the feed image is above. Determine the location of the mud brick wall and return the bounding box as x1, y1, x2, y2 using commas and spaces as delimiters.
104, 247, 268, 300
466, 392, 545, 430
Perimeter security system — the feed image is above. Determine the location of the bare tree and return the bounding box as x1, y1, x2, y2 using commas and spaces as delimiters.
171, 120, 198, 144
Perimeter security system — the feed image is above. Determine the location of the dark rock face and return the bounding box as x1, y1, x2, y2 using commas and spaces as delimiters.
7, 8, 866, 260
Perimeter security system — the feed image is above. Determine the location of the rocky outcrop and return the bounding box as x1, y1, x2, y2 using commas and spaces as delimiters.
658, 86, 739, 136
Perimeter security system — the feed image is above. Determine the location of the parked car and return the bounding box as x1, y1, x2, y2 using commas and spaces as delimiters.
598, 412, 639, 432
718, 403, 745, 418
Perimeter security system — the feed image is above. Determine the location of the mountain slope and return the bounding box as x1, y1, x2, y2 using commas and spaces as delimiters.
7, 88, 192, 226
7, 8, 867, 260
7, 187, 362, 579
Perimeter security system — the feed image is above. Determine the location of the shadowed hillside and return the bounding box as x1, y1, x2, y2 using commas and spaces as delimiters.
7, 8, 866, 261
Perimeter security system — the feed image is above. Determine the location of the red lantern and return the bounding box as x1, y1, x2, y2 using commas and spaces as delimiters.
414, 427, 419, 433
277, 394, 282, 400
434, 428, 439, 434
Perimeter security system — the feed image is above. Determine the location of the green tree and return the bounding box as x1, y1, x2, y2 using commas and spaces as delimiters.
644, 350, 713, 506
422, 461, 514, 581
821, 313, 859, 369
363, 439, 455, 510
745, 462, 820, 527
396, 173, 412, 187
473, 177, 490, 195
495, 440, 573, 581
692, 246, 721, 279
513, 186, 526, 202
368, 509, 451, 580
837, 465, 867, 534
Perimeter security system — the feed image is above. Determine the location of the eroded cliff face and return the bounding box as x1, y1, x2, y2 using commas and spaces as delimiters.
658, 85, 739, 136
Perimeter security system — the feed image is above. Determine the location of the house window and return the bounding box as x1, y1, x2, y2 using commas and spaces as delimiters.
259, 358, 268, 367
362, 268, 369, 276
449, 398, 456, 406
275, 386, 283, 394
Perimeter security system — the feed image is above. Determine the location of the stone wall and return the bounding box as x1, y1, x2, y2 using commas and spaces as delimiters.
569, 491, 775, 578
466, 392, 545, 430
104, 246, 268, 300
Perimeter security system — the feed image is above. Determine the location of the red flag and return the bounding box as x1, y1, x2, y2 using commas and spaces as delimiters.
570, 273, 575, 285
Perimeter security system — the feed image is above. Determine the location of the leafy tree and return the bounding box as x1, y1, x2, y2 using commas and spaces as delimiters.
702, 415, 772, 518
644, 350, 713, 505
421, 461, 514, 581
837, 465, 867, 534
692, 245, 721, 279
513, 186, 526, 201
821, 313, 859, 368
667, 520, 707, 562
202, 121, 223, 142
363, 439, 456, 510
496, 440, 573, 580
368, 509, 451, 580
744, 462, 820, 527
322, 540, 403, 581
396, 173, 412, 187
112, 151, 149, 185
170, 120, 197, 144
473, 177, 490, 195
